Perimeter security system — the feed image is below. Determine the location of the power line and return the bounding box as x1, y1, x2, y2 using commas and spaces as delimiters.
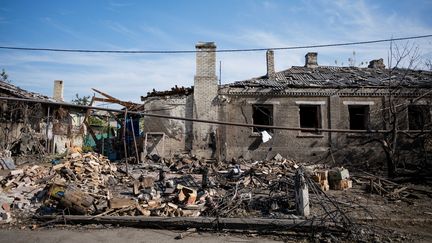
1, 96, 431, 134
0, 34, 431, 54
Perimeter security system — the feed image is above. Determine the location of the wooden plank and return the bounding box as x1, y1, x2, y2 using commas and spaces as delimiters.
36, 215, 340, 232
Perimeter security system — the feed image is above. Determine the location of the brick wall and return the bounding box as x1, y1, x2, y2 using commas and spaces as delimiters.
192, 42, 219, 158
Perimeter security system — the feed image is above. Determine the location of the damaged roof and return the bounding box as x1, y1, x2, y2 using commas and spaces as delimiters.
0, 80, 50, 100
141, 85, 193, 100
225, 66, 432, 89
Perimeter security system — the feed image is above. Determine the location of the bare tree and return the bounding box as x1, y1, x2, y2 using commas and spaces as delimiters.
374, 41, 429, 177
425, 59, 432, 71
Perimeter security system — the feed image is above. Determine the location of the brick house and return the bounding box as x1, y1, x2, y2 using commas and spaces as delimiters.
140, 42, 432, 166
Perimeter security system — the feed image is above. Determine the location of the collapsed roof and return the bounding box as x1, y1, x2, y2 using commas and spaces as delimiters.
0, 80, 49, 100
226, 66, 432, 89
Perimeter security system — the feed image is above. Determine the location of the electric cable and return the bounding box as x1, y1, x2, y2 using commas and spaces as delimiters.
0, 34, 431, 54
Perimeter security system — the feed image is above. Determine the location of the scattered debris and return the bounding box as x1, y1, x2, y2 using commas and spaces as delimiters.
0, 150, 431, 243
0, 150, 15, 170
354, 171, 432, 201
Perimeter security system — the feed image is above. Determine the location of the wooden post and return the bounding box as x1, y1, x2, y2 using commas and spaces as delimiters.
130, 117, 140, 163
202, 167, 208, 189
45, 106, 50, 153
295, 167, 310, 217
123, 109, 128, 174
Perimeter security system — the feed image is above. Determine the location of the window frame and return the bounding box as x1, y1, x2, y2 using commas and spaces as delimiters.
348, 105, 370, 130
251, 104, 274, 134
408, 104, 431, 130
295, 101, 325, 137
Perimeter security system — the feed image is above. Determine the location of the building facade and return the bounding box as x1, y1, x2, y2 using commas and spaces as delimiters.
141, 43, 432, 167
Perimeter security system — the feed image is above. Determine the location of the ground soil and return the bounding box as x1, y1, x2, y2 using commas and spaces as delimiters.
0, 227, 282, 243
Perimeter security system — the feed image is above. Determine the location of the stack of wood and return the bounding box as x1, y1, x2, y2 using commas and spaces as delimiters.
52, 152, 118, 194
312, 170, 330, 191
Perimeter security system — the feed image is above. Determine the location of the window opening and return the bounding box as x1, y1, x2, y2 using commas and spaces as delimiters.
252, 104, 273, 133
299, 105, 321, 132
408, 105, 431, 130
348, 105, 370, 130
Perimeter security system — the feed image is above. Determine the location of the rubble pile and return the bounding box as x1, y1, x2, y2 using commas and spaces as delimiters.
0, 151, 357, 225
0, 163, 47, 223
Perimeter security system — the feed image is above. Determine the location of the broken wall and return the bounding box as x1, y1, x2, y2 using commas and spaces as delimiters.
141, 96, 191, 157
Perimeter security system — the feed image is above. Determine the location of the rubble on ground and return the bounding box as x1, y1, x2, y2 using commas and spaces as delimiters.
1, 151, 432, 242
1, 150, 429, 237
0, 152, 303, 223
1, 152, 358, 227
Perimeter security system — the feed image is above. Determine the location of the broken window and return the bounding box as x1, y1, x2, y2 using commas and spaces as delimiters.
252, 104, 273, 133
299, 105, 321, 132
348, 105, 370, 130
408, 105, 431, 130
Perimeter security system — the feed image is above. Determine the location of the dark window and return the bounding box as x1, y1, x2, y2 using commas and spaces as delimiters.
408, 105, 431, 130
299, 105, 321, 131
348, 105, 370, 130
252, 104, 273, 133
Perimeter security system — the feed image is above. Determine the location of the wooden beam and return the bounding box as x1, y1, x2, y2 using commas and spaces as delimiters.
35, 215, 341, 232
92, 88, 137, 109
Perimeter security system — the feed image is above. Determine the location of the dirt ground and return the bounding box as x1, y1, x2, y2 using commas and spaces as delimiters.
0, 227, 282, 243
314, 179, 432, 242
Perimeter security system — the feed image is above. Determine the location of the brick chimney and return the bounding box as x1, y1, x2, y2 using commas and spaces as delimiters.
266, 49, 275, 79
368, 58, 385, 69
305, 52, 318, 68
193, 42, 218, 158
53, 80, 64, 101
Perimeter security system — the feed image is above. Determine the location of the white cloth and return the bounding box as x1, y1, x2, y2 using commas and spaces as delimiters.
261, 130, 272, 143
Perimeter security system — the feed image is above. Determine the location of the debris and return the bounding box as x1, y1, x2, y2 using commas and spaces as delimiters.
328, 168, 352, 190
312, 170, 330, 191
48, 183, 95, 214
0, 150, 15, 170
175, 228, 197, 240
177, 184, 197, 205
109, 198, 136, 209
357, 172, 430, 200
9, 169, 24, 176
273, 153, 284, 162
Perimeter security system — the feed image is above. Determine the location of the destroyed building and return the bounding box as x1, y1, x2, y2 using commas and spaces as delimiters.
0, 80, 86, 158
141, 42, 432, 166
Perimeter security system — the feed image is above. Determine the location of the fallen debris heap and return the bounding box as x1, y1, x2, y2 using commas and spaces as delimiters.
0, 151, 358, 226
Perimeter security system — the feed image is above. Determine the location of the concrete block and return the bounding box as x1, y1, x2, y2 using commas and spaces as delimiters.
328, 168, 349, 181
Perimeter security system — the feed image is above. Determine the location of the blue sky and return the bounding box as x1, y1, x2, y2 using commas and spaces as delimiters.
1, 0, 432, 103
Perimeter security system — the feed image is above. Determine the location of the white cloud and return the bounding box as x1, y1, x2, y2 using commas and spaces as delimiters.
2, 0, 432, 107
1, 52, 195, 103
